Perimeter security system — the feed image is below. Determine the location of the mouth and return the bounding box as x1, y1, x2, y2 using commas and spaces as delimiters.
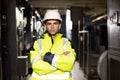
50, 29, 55, 32
49, 30, 57, 35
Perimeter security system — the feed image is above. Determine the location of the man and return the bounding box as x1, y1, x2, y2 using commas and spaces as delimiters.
30, 9, 76, 80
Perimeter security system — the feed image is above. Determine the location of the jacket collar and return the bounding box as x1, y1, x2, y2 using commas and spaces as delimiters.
44, 32, 63, 40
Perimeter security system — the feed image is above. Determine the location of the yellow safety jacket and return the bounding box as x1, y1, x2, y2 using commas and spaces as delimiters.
30, 33, 76, 80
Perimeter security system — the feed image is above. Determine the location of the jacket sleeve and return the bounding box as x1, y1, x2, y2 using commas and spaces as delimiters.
51, 40, 76, 72
30, 41, 56, 75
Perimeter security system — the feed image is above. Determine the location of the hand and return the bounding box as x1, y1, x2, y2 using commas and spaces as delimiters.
63, 51, 70, 56
44, 52, 54, 64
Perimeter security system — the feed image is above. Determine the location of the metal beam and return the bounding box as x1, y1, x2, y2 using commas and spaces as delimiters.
30, 0, 107, 8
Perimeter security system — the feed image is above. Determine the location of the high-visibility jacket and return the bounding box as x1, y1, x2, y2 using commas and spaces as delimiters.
30, 33, 76, 80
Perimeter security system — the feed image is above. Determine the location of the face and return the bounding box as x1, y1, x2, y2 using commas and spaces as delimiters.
44, 20, 61, 35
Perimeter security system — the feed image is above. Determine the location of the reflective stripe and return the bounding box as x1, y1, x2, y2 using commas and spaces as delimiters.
31, 39, 42, 63
63, 38, 75, 57
32, 72, 71, 79
69, 52, 75, 57
37, 39, 42, 55
52, 66, 57, 71
52, 54, 59, 67
63, 38, 68, 51
51, 38, 69, 68
31, 57, 39, 64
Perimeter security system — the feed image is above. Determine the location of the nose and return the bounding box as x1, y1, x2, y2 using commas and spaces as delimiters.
50, 23, 55, 28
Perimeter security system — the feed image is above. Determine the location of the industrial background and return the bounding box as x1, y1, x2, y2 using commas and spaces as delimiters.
0, 0, 120, 80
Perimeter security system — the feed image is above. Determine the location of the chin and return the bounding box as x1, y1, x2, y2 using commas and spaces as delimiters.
50, 33, 57, 36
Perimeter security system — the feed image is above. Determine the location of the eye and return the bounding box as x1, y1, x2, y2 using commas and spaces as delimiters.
46, 23, 51, 26
54, 22, 59, 25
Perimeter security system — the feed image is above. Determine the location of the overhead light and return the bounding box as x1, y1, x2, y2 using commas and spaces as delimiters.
92, 14, 107, 22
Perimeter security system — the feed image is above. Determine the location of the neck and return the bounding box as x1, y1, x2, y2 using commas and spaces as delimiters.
51, 35, 55, 40
49, 33, 58, 40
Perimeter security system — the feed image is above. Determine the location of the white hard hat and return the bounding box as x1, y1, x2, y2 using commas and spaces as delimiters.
42, 9, 62, 22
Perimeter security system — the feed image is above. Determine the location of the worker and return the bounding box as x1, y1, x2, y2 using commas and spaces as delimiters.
30, 9, 76, 80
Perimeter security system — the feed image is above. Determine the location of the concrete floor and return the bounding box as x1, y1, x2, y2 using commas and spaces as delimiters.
72, 61, 87, 80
